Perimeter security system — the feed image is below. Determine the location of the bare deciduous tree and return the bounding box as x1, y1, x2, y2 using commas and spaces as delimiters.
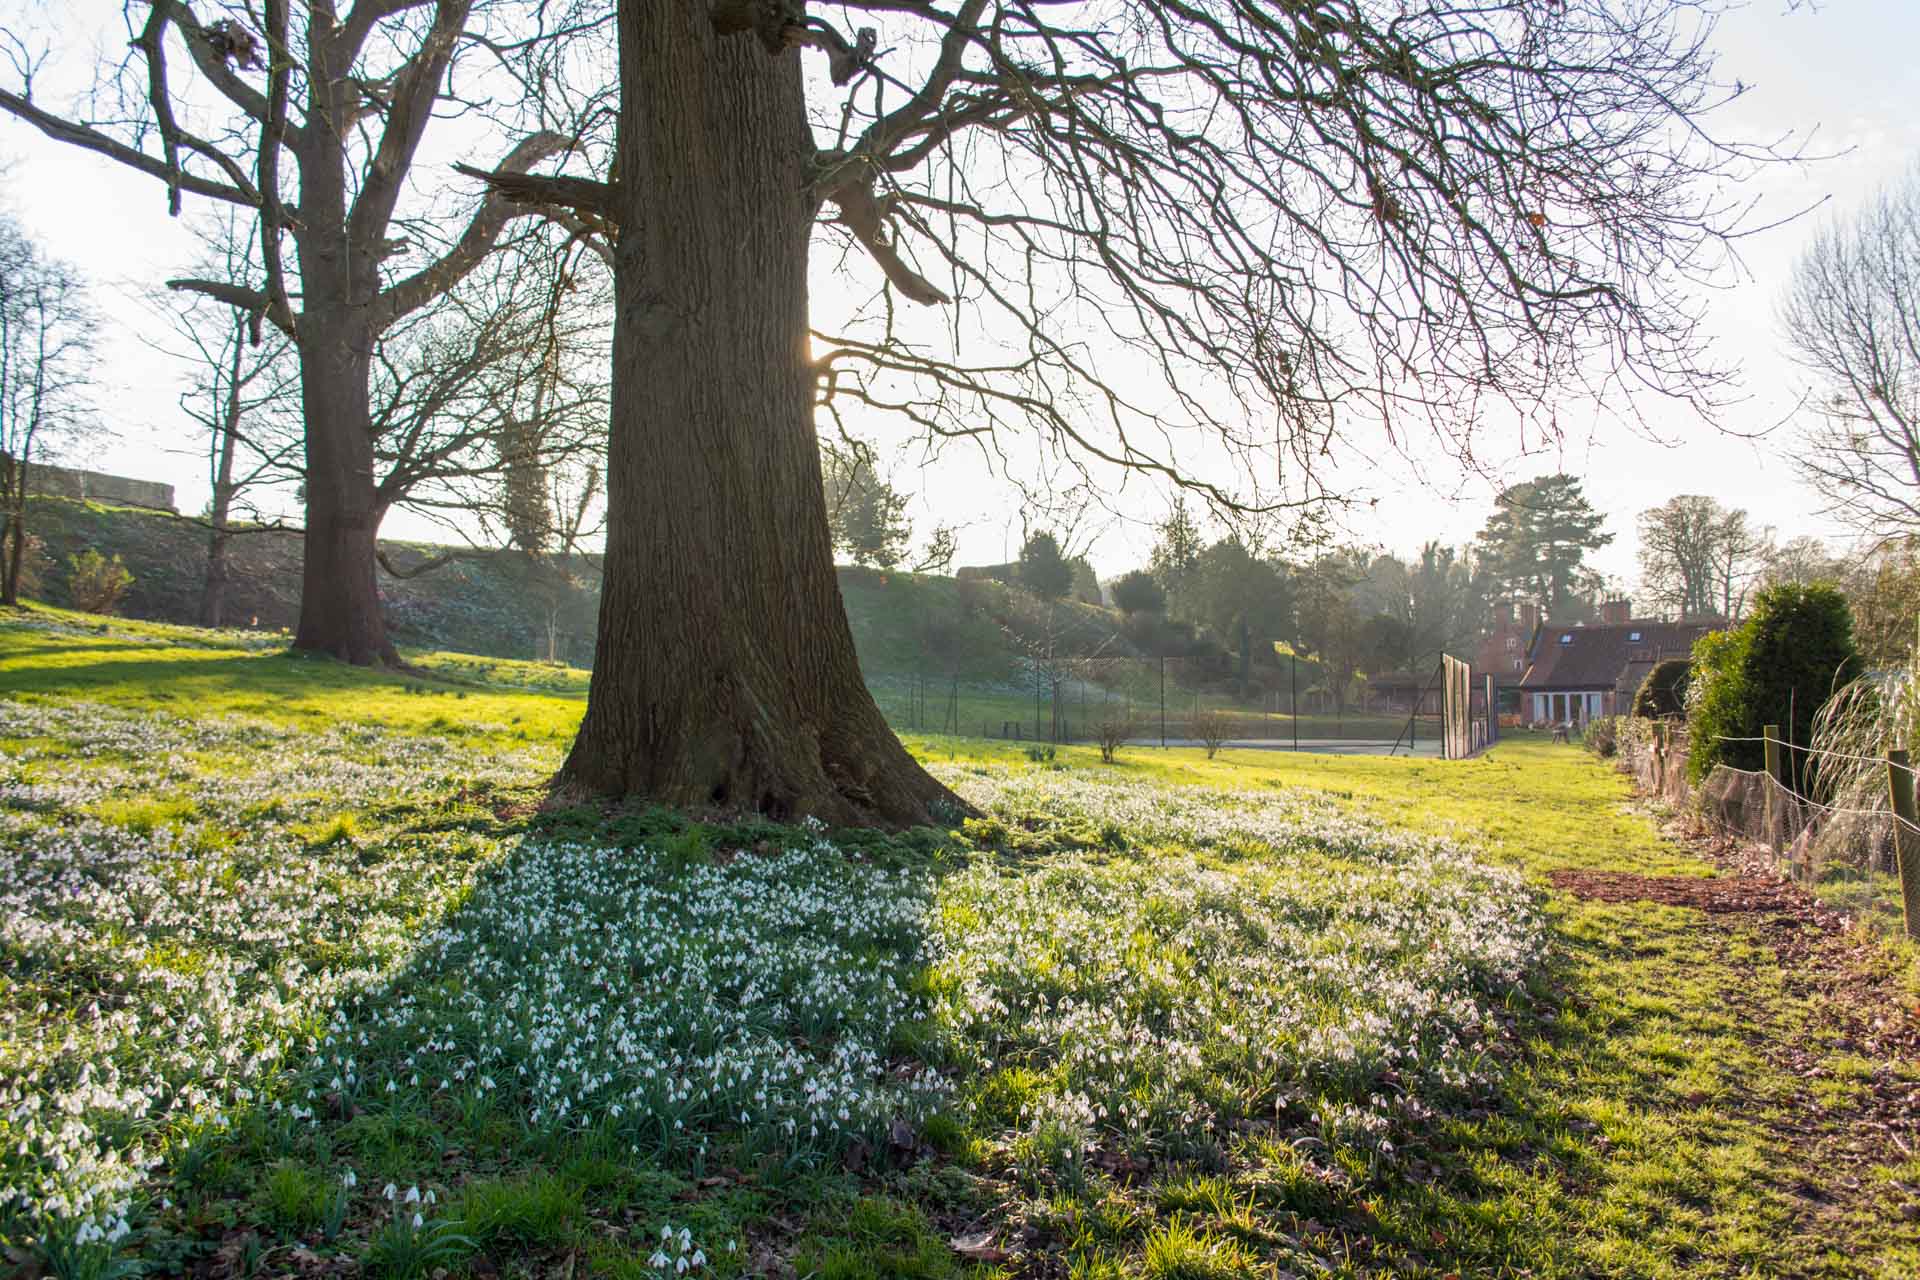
367, 233, 611, 553
0, 214, 95, 605
472, 0, 1792, 823
1781, 166, 1920, 545
0, 2, 589, 662
1094, 712, 1136, 764
1636, 495, 1771, 621
1188, 707, 1232, 760
145, 215, 303, 627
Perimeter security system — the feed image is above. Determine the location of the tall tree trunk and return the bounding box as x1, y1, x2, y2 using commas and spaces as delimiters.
0, 454, 17, 606
560, 5, 956, 826
201, 522, 232, 628
292, 326, 397, 665
1, 518, 19, 607
201, 334, 243, 629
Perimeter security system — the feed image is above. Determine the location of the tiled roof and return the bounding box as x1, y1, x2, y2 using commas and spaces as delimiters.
1520, 620, 1718, 692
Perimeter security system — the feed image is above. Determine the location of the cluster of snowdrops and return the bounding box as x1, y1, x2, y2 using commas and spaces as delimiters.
0, 696, 1544, 1263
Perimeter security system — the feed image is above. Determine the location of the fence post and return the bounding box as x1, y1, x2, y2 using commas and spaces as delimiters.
1888, 748, 1920, 943
1762, 724, 1784, 867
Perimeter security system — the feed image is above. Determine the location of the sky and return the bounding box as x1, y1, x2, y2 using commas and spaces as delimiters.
3, 0, 1917, 595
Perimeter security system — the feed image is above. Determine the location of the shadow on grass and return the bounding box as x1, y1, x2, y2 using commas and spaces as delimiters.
103, 791, 976, 1278
27, 742, 1732, 1280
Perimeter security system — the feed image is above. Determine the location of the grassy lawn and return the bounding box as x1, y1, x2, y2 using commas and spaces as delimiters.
2, 605, 1915, 1278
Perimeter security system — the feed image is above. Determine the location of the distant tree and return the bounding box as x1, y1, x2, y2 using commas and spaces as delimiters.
1111, 570, 1166, 617
1294, 551, 1368, 716
146, 214, 301, 627
1779, 166, 1920, 544
1017, 531, 1075, 602
1093, 713, 1137, 765
380, 238, 611, 554
1358, 612, 1418, 675
1632, 658, 1692, 719
1191, 536, 1291, 686
1636, 496, 1771, 620
1408, 543, 1489, 660
1688, 583, 1861, 787
1148, 498, 1206, 619
821, 442, 912, 569
1067, 557, 1104, 607
1188, 708, 1233, 760
0, 216, 96, 606
1764, 535, 1845, 589
66, 549, 132, 616
1476, 475, 1613, 619
1837, 541, 1920, 668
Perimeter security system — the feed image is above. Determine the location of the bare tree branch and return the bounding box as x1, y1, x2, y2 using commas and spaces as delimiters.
376, 130, 579, 325
0, 86, 256, 207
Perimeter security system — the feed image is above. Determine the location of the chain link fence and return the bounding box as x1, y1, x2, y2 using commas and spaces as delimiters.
870, 654, 1443, 751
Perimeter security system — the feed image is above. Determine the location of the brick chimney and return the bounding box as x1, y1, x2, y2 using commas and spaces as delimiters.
1520, 602, 1539, 634
1600, 598, 1631, 626
1495, 600, 1514, 627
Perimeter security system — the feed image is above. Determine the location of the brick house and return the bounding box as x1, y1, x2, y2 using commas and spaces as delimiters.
1475, 600, 1538, 711
1517, 600, 1719, 726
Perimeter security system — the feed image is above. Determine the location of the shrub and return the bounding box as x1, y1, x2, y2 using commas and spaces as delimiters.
1188, 707, 1233, 759
1687, 582, 1860, 786
1583, 715, 1620, 758
1632, 658, 1691, 719
67, 549, 135, 615
1093, 715, 1136, 764
1111, 569, 1166, 616
1017, 532, 1075, 601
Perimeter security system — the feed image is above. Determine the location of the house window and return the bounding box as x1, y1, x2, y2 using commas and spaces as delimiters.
1629, 630, 1642, 642
1559, 633, 1573, 644
1505, 637, 1518, 651
1512, 658, 1522, 671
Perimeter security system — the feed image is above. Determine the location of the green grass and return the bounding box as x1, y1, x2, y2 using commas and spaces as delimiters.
3, 606, 1916, 1278
0, 602, 583, 748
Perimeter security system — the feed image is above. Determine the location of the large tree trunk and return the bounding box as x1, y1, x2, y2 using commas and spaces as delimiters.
292, 326, 398, 665
560, 5, 957, 827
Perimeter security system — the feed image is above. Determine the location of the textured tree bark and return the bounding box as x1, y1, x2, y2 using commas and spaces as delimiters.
283, 32, 399, 669
200, 521, 231, 629
559, 4, 959, 827
292, 322, 397, 666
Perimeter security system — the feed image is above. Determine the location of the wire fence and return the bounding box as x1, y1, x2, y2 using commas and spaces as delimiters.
1617, 720, 1920, 939
867, 655, 1435, 748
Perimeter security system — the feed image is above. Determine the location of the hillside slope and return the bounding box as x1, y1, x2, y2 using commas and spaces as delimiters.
18, 498, 1142, 682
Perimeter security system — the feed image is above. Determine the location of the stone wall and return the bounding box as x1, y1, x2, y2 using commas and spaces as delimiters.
13, 456, 177, 513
